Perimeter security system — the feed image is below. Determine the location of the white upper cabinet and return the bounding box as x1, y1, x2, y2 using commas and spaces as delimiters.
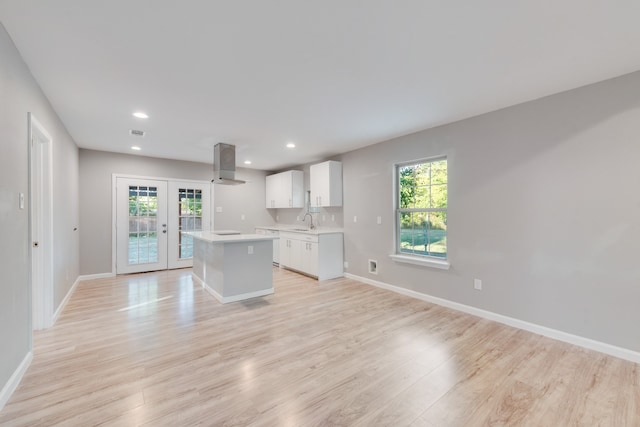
265, 170, 304, 209
310, 160, 343, 207
265, 174, 279, 209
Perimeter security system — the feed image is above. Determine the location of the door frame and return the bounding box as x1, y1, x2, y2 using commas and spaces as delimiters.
111, 174, 213, 274
28, 113, 54, 330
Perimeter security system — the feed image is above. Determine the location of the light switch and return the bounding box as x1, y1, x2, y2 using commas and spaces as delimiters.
248, 245, 254, 255
19, 193, 25, 210
353, 216, 357, 223
241, 214, 245, 220
377, 216, 382, 224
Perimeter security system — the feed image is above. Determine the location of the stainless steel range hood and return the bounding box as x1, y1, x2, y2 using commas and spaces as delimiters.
212, 143, 246, 185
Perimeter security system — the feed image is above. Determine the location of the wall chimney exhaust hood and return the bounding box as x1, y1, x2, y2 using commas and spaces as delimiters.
212, 143, 246, 185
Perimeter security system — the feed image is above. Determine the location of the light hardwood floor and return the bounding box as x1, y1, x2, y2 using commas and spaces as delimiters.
1, 268, 638, 426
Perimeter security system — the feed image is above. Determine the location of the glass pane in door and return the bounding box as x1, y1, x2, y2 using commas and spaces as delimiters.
178, 188, 203, 259
128, 186, 159, 264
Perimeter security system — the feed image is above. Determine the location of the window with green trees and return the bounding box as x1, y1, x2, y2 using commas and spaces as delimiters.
397, 157, 447, 258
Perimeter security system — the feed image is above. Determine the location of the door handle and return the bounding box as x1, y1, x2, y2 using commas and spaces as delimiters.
162, 230, 167, 234
33, 241, 39, 247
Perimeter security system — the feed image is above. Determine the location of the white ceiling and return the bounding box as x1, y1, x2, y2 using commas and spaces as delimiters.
2, 1, 640, 171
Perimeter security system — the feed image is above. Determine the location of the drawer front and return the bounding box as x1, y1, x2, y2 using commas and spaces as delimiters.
280, 231, 318, 243
299, 234, 318, 243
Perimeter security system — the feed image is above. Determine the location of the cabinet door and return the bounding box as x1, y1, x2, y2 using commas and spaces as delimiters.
265, 174, 279, 208
303, 242, 318, 277
309, 162, 326, 207
310, 161, 342, 207
280, 170, 304, 208
289, 239, 303, 271
280, 237, 303, 269
278, 172, 291, 208
279, 237, 291, 267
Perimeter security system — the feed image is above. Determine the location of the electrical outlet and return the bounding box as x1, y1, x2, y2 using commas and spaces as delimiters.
248, 245, 254, 255
216, 206, 223, 213
474, 279, 482, 290
344, 261, 349, 269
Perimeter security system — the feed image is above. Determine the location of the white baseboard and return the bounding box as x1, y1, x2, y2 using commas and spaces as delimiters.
0, 351, 33, 411
192, 273, 274, 304
52, 276, 81, 325
78, 272, 116, 281
345, 273, 640, 364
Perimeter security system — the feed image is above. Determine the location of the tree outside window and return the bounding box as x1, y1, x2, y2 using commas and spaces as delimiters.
397, 158, 447, 258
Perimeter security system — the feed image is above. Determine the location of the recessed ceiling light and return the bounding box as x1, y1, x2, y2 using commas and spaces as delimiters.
133, 111, 149, 119
244, 160, 252, 165
131, 146, 141, 151
286, 142, 296, 148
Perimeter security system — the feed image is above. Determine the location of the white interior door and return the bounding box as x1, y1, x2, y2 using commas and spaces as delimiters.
167, 181, 211, 269
116, 178, 168, 274
29, 113, 53, 330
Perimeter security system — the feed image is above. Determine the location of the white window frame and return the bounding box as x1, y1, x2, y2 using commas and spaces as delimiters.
390, 156, 450, 270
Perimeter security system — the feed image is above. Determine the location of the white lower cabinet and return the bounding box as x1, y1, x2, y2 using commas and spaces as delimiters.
303, 241, 318, 277
279, 231, 343, 280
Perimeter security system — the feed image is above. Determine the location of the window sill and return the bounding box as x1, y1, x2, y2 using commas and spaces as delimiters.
389, 254, 451, 270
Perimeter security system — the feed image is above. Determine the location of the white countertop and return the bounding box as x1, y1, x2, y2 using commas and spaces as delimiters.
185, 231, 276, 243
255, 225, 344, 235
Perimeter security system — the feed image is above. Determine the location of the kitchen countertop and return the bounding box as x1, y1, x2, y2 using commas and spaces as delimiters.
255, 225, 344, 235
184, 231, 276, 243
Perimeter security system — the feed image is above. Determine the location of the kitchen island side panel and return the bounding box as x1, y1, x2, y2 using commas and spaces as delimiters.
222, 241, 273, 297
192, 236, 273, 302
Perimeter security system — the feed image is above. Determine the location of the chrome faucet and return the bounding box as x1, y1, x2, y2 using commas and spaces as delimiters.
303, 212, 315, 229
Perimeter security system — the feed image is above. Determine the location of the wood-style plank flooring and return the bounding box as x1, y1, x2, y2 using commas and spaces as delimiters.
1, 268, 639, 426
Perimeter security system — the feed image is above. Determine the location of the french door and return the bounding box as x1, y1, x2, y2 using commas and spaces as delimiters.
116, 177, 211, 274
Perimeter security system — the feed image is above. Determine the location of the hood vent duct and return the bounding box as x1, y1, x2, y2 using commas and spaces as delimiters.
212, 143, 246, 185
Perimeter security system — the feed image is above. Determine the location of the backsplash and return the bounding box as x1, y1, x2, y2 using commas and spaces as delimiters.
274, 206, 343, 228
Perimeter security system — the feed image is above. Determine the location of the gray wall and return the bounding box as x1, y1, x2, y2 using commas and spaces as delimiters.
0, 24, 79, 394
337, 71, 640, 352
78, 149, 274, 275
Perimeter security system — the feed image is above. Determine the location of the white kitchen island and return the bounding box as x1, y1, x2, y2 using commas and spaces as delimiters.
185, 231, 276, 304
